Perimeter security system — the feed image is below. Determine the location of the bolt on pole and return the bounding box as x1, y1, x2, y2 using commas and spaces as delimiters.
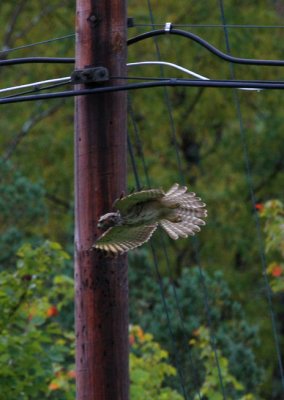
74, 0, 128, 399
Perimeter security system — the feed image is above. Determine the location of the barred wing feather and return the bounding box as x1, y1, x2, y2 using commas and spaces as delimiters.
159, 183, 207, 240
94, 224, 158, 254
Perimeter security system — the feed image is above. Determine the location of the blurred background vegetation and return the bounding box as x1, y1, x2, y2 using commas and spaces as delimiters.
0, 0, 284, 398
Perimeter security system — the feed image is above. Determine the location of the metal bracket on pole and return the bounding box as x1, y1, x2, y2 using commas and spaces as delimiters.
71, 67, 109, 84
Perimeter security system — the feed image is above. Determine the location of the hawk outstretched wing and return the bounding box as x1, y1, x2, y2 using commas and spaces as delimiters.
94, 183, 207, 255
94, 223, 158, 254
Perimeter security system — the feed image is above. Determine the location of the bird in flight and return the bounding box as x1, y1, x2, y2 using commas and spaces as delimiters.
93, 183, 207, 255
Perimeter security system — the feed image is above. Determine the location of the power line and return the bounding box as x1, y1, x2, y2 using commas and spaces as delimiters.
132, 23, 284, 29
2, 79, 284, 105
0, 57, 74, 66
1, 61, 262, 95
0, 77, 70, 95
127, 129, 189, 398
0, 33, 75, 56
2, 27, 284, 67
1, 24, 282, 60
128, 28, 284, 66
218, 0, 284, 392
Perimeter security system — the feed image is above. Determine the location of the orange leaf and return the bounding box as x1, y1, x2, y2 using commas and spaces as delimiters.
46, 305, 59, 318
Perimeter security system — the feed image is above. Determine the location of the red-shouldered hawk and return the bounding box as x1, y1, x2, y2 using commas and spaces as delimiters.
93, 183, 207, 254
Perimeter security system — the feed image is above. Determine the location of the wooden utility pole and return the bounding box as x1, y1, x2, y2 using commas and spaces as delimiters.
74, 0, 128, 399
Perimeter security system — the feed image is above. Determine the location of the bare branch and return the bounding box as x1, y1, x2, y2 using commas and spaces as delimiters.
3, 101, 64, 161
1, 0, 27, 57
45, 193, 71, 211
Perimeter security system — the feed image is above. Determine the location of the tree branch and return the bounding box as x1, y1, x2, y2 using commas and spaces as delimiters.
3, 101, 64, 161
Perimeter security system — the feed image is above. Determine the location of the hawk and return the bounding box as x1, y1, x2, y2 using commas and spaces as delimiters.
93, 183, 207, 254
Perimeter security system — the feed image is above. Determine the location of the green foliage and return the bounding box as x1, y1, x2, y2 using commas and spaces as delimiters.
260, 200, 284, 294
1, 1, 284, 398
191, 326, 257, 400
129, 251, 262, 397
0, 241, 75, 400
0, 160, 47, 266
130, 325, 183, 400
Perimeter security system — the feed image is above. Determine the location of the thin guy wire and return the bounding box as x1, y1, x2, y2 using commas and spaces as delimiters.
0, 33, 75, 56
127, 131, 188, 399
150, 243, 188, 400
142, 11, 211, 397
129, 92, 202, 399
218, 0, 284, 390
194, 239, 227, 399
127, 133, 141, 190
128, 97, 150, 186
132, 23, 284, 29
6, 23, 282, 59
160, 232, 202, 400
146, 4, 227, 397
1, 25, 282, 57
146, 0, 185, 185
3, 28, 284, 66
146, 5, 204, 398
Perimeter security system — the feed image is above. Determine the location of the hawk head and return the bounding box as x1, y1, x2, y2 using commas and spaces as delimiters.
97, 212, 122, 229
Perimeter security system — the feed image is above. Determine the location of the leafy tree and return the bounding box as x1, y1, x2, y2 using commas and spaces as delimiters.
0, 159, 47, 267
191, 326, 258, 400
1, 1, 284, 398
259, 200, 284, 293
0, 241, 75, 400
130, 325, 183, 400
129, 251, 263, 397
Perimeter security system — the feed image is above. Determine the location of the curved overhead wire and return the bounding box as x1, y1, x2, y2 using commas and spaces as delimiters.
1, 27, 284, 67
0, 60, 263, 95
127, 61, 262, 91
128, 61, 209, 80
128, 28, 284, 66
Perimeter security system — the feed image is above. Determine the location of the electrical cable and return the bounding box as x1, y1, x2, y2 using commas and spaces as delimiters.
0, 60, 262, 95
143, 24, 226, 400
0, 77, 70, 95
127, 128, 189, 399
218, 0, 284, 391
127, 61, 262, 91
2, 80, 71, 99
0, 33, 75, 56
132, 23, 284, 29
128, 61, 209, 80
2, 79, 284, 105
129, 98, 204, 398
2, 27, 284, 67
0, 57, 74, 66
145, 4, 185, 188
128, 28, 284, 66
142, 12, 204, 396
